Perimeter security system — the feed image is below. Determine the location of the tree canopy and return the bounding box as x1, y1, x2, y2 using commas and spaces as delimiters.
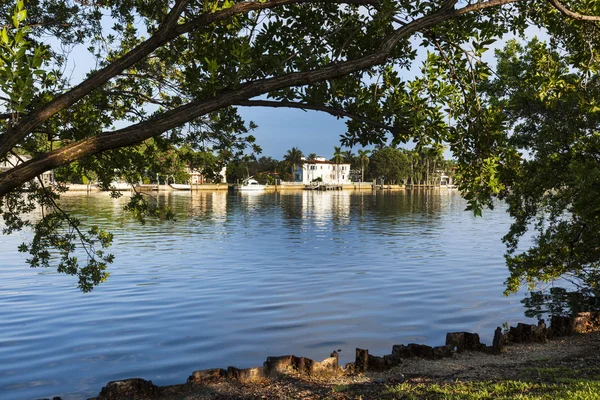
0, 0, 599, 292
283, 146, 304, 176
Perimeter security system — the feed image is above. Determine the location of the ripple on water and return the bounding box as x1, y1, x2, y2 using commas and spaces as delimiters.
0, 190, 535, 400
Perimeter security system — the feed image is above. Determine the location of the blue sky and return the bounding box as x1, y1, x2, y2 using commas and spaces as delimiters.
53, 10, 546, 162
238, 107, 354, 160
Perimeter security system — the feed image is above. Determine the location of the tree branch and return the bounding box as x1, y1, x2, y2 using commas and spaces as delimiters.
546, 0, 600, 22
0, 0, 379, 160
235, 99, 410, 135
0, 0, 191, 159
0, 0, 524, 196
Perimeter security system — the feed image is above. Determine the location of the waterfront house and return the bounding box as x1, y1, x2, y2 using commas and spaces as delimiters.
294, 156, 352, 184
186, 165, 227, 184
0, 155, 54, 185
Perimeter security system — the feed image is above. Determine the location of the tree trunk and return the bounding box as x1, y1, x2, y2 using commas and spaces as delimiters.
0, 2, 515, 195
361, 160, 364, 182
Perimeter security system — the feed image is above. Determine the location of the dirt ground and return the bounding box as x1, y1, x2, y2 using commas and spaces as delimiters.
135, 331, 600, 400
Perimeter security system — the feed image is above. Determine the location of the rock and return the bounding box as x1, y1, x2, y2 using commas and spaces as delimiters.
264, 355, 295, 374
492, 327, 507, 353
391, 344, 435, 359
432, 345, 454, 359
445, 332, 484, 352
383, 353, 402, 367
295, 357, 316, 375
343, 362, 355, 373
551, 315, 574, 337
385, 373, 405, 384
534, 320, 548, 343
264, 354, 337, 376
574, 312, 600, 333
509, 323, 534, 343
226, 366, 241, 380
407, 343, 434, 359
367, 354, 387, 371
353, 348, 386, 371
187, 368, 226, 384
392, 344, 411, 358
355, 348, 369, 372
313, 351, 338, 373
225, 366, 264, 382
96, 378, 160, 400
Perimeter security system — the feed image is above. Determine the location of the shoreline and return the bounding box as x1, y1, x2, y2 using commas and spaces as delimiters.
77, 313, 600, 400
57, 183, 458, 193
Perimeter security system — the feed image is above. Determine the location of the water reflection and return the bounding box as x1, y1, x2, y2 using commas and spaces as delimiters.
186, 191, 227, 222
1, 189, 533, 400
56, 190, 455, 233
522, 287, 600, 320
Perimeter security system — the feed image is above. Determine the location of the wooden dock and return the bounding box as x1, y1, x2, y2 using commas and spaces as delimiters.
304, 183, 343, 191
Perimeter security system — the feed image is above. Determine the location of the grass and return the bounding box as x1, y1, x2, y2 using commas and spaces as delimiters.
384, 377, 600, 399
331, 384, 352, 393
524, 366, 600, 381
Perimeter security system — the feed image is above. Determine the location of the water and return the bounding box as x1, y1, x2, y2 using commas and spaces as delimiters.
0, 190, 534, 399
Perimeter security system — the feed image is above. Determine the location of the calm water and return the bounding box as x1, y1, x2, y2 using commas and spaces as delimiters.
0, 190, 534, 399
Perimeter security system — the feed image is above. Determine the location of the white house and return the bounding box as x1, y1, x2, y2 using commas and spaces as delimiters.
294, 156, 352, 184
0, 154, 54, 185
186, 165, 227, 184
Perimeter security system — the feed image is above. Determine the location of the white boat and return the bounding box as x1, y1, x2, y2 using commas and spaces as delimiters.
93, 181, 131, 191
109, 181, 132, 191
235, 178, 266, 191
164, 175, 191, 190
169, 183, 191, 190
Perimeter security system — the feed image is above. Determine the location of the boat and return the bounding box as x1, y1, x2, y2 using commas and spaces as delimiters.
165, 175, 191, 190
169, 183, 191, 190
92, 181, 132, 191
109, 181, 132, 191
235, 177, 266, 191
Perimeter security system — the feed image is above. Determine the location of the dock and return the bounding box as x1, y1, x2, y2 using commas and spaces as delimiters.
304, 183, 343, 191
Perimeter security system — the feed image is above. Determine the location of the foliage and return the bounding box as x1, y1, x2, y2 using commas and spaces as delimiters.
332, 146, 344, 164
481, 39, 600, 293
367, 145, 449, 185
370, 146, 410, 184
283, 146, 304, 180
227, 154, 286, 183
357, 148, 371, 182
0, 0, 47, 119
0, 0, 599, 291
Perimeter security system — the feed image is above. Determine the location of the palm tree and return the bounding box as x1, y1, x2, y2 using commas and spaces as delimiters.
332, 146, 344, 183
284, 147, 304, 181
409, 151, 421, 185
429, 143, 446, 185
343, 150, 355, 167
357, 148, 371, 182
307, 153, 317, 161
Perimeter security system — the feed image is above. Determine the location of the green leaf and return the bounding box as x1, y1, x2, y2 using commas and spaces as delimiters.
0, 28, 9, 45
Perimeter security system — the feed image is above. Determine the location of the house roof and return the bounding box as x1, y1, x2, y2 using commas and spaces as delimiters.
304, 160, 350, 165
